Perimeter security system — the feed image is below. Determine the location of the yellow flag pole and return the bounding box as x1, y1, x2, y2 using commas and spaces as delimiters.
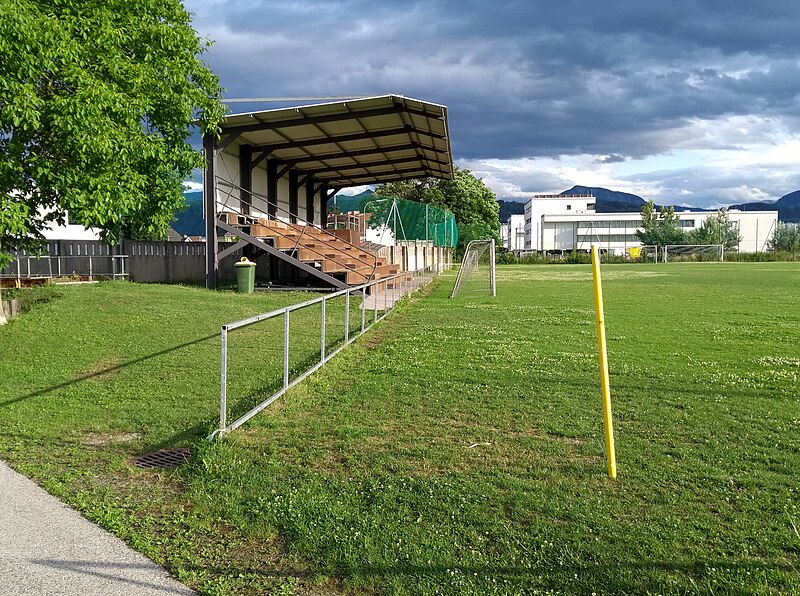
591, 245, 617, 479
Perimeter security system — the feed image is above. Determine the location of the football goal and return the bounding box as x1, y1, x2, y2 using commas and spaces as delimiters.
663, 244, 724, 262
450, 239, 496, 298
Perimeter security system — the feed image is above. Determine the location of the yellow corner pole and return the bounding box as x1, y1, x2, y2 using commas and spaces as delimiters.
591, 245, 617, 479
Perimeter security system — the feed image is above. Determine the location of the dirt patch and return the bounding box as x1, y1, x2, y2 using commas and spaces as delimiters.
75, 356, 123, 381
83, 431, 143, 447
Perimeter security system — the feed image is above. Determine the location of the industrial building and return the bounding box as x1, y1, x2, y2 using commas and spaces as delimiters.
520, 194, 778, 254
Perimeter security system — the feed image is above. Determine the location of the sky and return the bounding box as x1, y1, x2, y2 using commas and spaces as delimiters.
184, 0, 800, 207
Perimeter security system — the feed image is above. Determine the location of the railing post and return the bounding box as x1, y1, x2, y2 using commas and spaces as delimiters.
284, 310, 290, 388
345, 289, 350, 343
321, 297, 326, 362
373, 280, 378, 323
361, 288, 366, 333
220, 326, 228, 433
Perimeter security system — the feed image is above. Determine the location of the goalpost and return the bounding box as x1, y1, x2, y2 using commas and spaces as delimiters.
663, 244, 724, 263
450, 239, 496, 298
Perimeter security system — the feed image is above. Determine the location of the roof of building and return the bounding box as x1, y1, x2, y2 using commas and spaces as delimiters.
215, 95, 453, 189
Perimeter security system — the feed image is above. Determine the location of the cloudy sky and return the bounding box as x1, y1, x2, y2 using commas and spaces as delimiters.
184, 0, 800, 207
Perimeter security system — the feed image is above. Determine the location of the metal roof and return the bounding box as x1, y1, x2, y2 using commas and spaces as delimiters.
216, 95, 453, 189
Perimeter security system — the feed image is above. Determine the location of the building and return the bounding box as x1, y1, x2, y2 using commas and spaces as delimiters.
523, 194, 778, 254
505, 214, 525, 251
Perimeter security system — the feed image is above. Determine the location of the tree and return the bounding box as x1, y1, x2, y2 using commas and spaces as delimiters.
636, 201, 687, 246
687, 208, 742, 250
373, 166, 500, 253
0, 0, 225, 267
768, 222, 800, 253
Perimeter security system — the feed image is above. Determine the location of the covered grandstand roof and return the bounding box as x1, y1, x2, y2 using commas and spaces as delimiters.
216, 94, 453, 189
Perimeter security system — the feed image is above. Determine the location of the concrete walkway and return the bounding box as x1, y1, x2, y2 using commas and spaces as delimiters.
0, 461, 194, 596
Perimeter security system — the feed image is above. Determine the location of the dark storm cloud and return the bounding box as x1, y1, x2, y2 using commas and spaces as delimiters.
187, 0, 800, 164
596, 155, 627, 164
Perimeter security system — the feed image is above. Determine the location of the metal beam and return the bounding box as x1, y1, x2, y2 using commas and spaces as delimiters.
269, 142, 431, 167
266, 158, 278, 218
316, 165, 440, 184
239, 144, 252, 215
306, 155, 449, 176
275, 164, 292, 180
335, 172, 436, 187
218, 239, 248, 261
289, 170, 299, 224
219, 104, 443, 136
216, 132, 240, 151
249, 125, 445, 153
216, 220, 348, 289
305, 177, 315, 224
251, 150, 269, 170
203, 135, 218, 290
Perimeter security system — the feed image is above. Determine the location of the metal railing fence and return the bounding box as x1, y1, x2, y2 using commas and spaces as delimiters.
209, 266, 437, 440
0, 254, 129, 285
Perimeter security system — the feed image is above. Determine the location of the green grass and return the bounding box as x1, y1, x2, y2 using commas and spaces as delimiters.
1, 264, 799, 595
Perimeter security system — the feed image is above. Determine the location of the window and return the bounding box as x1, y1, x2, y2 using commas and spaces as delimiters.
587, 203, 596, 210
680, 219, 695, 228
566, 204, 572, 210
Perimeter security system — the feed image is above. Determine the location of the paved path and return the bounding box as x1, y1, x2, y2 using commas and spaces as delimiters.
0, 461, 194, 596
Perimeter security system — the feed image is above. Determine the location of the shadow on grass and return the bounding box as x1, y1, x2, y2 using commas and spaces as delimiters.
1, 332, 220, 409
179, 558, 797, 591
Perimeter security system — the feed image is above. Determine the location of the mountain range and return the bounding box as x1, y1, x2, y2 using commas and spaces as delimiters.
498, 186, 800, 222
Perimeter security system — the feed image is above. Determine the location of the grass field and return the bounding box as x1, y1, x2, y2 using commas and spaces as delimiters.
0, 263, 798, 595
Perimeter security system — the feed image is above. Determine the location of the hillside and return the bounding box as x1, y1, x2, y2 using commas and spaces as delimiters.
498, 199, 525, 221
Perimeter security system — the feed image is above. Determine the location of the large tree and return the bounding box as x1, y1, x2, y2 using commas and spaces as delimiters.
373, 166, 500, 252
687, 208, 742, 250
768, 222, 800, 253
0, 0, 225, 266
635, 200, 687, 246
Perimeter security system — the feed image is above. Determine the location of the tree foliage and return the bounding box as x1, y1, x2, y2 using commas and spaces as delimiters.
686, 208, 742, 250
0, 0, 225, 265
373, 166, 500, 252
635, 200, 686, 246
768, 222, 800, 253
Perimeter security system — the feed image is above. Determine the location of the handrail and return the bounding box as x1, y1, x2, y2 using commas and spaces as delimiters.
209, 265, 437, 440
215, 179, 379, 281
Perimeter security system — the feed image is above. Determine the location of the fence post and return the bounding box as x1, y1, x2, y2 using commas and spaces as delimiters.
88, 256, 93, 280
345, 289, 350, 343
361, 289, 366, 332
284, 310, 290, 388
321, 297, 326, 362
220, 327, 228, 434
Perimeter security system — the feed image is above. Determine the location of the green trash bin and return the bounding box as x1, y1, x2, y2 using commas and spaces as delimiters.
234, 257, 256, 293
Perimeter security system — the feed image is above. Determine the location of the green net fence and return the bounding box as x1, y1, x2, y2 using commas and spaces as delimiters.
329, 194, 458, 248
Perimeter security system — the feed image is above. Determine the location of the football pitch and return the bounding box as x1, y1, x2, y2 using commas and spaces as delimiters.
0, 262, 798, 594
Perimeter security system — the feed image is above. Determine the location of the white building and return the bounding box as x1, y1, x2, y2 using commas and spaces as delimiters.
524, 194, 778, 254
505, 214, 525, 251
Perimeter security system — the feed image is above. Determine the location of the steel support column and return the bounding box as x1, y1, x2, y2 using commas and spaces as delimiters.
289, 170, 299, 223
239, 144, 252, 215
319, 183, 328, 228
267, 158, 278, 217
305, 177, 315, 224
204, 135, 218, 290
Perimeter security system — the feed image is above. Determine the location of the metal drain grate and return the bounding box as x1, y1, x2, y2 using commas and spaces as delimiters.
129, 447, 192, 469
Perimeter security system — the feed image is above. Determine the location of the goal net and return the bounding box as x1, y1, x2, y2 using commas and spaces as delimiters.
663, 244, 724, 262
450, 239, 496, 298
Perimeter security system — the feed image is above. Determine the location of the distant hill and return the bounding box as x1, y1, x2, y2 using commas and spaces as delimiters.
329, 189, 373, 213
560, 185, 646, 213
498, 199, 525, 221
172, 190, 204, 237
729, 190, 800, 222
